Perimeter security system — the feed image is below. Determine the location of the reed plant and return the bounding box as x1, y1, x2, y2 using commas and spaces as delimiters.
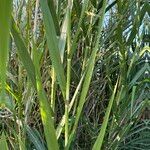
0, 0, 149, 149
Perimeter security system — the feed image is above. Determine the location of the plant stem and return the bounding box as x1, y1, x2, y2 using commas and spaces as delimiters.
65, 2, 72, 146
51, 67, 56, 112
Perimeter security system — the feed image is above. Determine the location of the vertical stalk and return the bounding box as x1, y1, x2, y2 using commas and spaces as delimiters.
65, 58, 71, 147
131, 86, 136, 118
33, 0, 40, 42
65, 1, 72, 146
18, 65, 24, 150
51, 67, 56, 112
26, 0, 31, 53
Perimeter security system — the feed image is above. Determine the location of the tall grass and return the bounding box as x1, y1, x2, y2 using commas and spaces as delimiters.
0, 0, 149, 149
0, 0, 12, 105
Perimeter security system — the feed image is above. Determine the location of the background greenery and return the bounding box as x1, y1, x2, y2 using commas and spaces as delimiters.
0, 0, 149, 149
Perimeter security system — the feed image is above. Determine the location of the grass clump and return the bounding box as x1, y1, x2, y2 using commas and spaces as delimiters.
0, 0, 149, 149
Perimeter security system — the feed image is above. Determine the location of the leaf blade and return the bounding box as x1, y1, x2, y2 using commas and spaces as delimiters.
40, 0, 66, 97
0, 0, 12, 104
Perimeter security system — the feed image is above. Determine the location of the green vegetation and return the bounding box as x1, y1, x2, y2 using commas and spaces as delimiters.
0, 0, 149, 149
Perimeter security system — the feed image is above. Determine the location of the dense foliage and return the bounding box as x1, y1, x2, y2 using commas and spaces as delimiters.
0, 0, 149, 149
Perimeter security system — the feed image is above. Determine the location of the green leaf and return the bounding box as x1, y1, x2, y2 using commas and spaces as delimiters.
129, 63, 148, 88
92, 80, 118, 150
40, 0, 66, 97
0, 0, 12, 104
59, 13, 68, 62
26, 126, 46, 150
131, 86, 136, 117
47, 0, 60, 35
11, 19, 36, 89
33, 45, 59, 150
0, 133, 8, 150
70, 0, 90, 58
127, 3, 148, 45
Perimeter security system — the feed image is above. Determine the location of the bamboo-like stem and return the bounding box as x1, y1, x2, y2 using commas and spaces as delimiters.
51, 67, 56, 112
65, 1, 72, 146
65, 59, 71, 147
